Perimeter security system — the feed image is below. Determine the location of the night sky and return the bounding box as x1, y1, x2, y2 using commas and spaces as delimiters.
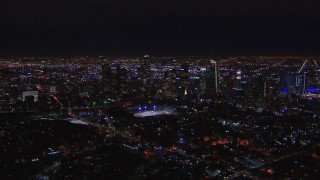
1, 0, 320, 56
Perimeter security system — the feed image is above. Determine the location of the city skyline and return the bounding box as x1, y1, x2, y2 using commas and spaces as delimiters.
1, 56, 320, 179
1, 1, 320, 179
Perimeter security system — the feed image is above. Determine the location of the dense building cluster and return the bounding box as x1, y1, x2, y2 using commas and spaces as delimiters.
101, 56, 218, 101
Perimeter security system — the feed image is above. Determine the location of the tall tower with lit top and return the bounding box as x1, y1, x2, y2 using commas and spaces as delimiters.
206, 60, 218, 96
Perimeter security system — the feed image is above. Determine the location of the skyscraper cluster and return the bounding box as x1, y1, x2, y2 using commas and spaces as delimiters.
101, 58, 219, 101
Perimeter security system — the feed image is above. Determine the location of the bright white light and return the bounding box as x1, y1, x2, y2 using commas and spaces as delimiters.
134, 110, 175, 117
70, 120, 88, 125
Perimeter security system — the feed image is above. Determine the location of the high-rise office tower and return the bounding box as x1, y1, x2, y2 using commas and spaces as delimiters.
232, 69, 243, 91
280, 71, 295, 94
101, 63, 128, 95
295, 72, 307, 95
206, 60, 218, 96
177, 62, 190, 100
200, 67, 207, 94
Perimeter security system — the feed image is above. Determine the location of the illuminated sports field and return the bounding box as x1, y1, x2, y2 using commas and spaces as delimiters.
134, 110, 176, 118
